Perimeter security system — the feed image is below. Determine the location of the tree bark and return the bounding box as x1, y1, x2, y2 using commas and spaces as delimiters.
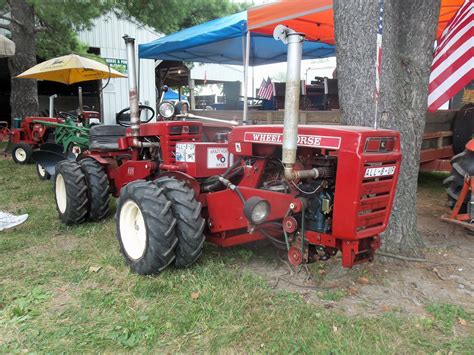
8, 0, 38, 119
334, 0, 441, 256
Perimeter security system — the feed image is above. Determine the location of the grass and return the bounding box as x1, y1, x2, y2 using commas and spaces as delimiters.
0, 159, 473, 353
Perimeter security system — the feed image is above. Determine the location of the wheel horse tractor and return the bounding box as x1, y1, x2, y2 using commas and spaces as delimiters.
53, 29, 401, 275
4, 92, 100, 171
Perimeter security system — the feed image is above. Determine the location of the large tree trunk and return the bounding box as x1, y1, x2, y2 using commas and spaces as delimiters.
334, 0, 441, 257
8, 0, 38, 119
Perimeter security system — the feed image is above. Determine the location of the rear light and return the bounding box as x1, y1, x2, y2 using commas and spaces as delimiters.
365, 137, 395, 152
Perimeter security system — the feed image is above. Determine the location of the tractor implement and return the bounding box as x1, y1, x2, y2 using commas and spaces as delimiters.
53, 31, 402, 275
442, 138, 474, 233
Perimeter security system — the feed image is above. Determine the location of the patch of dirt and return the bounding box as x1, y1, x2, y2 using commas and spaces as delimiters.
24, 234, 81, 255
241, 186, 474, 316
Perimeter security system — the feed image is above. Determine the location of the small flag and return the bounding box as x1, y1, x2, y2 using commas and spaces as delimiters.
258, 77, 274, 100
375, 0, 384, 99
428, 0, 473, 111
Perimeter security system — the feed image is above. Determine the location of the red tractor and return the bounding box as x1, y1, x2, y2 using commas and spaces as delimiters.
5, 108, 100, 165
53, 32, 401, 275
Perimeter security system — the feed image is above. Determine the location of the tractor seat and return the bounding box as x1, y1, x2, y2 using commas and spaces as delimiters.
89, 125, 127, 151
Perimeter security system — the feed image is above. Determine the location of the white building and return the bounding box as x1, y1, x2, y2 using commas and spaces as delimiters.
78, 12, 160, 124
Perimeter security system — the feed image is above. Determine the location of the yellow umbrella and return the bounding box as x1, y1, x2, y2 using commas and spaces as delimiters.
16, 53, 126, 84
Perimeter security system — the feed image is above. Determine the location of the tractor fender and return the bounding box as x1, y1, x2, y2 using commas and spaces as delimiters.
77, 154, 110, 166
157, 171, 201, 199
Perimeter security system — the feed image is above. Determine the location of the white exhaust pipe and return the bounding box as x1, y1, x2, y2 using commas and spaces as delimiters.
123, 35, 142, 148
274, 25, 320, 181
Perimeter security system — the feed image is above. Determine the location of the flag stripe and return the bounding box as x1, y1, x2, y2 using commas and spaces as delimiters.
429, 45, 473, 90
440, 0, 471, 39
428, 68, 473, 111
428, 0, 473, 112
431, 38, 473, 80
428, 58, 473, 108
433, 12, 473, 66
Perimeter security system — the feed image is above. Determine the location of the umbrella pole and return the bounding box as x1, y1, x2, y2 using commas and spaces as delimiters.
49, 94, 57, 118
78, 87, 84, 115
242, 31, 250, 125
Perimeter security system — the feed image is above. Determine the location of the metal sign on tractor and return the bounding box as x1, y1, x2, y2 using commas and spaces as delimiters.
51, 28, 402, 276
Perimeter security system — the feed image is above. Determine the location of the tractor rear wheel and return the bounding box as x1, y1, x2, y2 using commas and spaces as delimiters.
54, 161, 89, 224
116, 180, 178, 275
12, 143, 33, 164
156, 177, 206, 268
79, 158, 110, 221
444, 148, 474, 213
36, 163, 51, 181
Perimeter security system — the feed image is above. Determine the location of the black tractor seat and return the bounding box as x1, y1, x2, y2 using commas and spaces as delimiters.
89, 125, 127, 151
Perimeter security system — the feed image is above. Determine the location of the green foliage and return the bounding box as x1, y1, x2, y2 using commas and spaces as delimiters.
0, 0, 246, 60
426, 303, 472, 333
118, 0, 248, 34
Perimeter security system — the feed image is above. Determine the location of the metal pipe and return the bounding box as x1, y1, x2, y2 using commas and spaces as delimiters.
49, 94, 57, 118
123, 35, 141, 148
78, 87, 83, 115
274, 25, 312, 180
242, 31, 250, 125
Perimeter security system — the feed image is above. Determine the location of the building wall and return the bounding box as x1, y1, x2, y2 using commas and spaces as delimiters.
78, 12, 160, 124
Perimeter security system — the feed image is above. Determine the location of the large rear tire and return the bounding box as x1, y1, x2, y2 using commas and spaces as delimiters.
156, 177, 206, 268
116, 180, 178, 275
79, 158, 110, 221
444, 148, 474, 213
54, 161, 89, 224
12, 143, 33, 164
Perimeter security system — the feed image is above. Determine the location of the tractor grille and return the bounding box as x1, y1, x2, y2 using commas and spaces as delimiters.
162, 125, 202, 164
356, 161, 398, 235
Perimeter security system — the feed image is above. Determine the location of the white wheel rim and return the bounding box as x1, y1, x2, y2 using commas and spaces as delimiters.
37, 164, 46, 177
120, 200, 147, 260
71, 146, 81, 157
55, 174, 67, 213
15, 148, 26, 162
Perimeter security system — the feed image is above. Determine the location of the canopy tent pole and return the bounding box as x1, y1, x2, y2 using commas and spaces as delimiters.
242, 31, 250, 124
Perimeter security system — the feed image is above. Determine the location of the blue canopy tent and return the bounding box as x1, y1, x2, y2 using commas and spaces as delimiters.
139, 11, 335, 121
139, 12, 335, 65
164, 88, 187, 101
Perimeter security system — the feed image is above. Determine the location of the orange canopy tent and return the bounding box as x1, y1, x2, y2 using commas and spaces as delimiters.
247, 0, 464, 45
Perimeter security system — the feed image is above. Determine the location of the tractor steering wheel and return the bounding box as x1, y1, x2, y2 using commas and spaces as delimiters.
58, 111, 79, 121
116, 105, 155, 127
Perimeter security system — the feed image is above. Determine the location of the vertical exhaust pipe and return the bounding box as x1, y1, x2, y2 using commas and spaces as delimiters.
123, 35, 141, 147
274, 26, 321, 180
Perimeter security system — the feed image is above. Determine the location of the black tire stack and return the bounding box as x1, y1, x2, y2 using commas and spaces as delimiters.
53, 159, 110, 224
116, 178, 206, 275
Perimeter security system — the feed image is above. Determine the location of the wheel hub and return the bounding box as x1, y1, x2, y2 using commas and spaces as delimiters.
120, 200, 147, 260
288, 246, 303, 266
15, 148, 26, 162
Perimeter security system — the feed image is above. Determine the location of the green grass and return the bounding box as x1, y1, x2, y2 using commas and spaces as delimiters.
418, 171, 450, 192
0, 159, 473, 353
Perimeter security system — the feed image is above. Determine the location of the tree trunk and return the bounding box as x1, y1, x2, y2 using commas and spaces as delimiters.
8, 0, 38, 119
334, 0, 441, 257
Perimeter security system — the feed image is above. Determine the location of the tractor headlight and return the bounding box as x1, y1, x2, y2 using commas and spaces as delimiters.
159, 102, 175, 118
243, 197, 271, 225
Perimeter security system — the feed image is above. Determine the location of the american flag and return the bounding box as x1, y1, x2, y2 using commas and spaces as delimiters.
428, 0, 473, 112
375, 0, 384, 99
258, 77, 274, 100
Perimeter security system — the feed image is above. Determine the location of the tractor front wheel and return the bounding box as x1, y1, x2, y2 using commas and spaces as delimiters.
36, 163, 51, 181
116, 180, 178, 275
80, 158, 110, 221
12, 143, 33, 164
54, 161, 89, 224
156, 177, 205, 268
